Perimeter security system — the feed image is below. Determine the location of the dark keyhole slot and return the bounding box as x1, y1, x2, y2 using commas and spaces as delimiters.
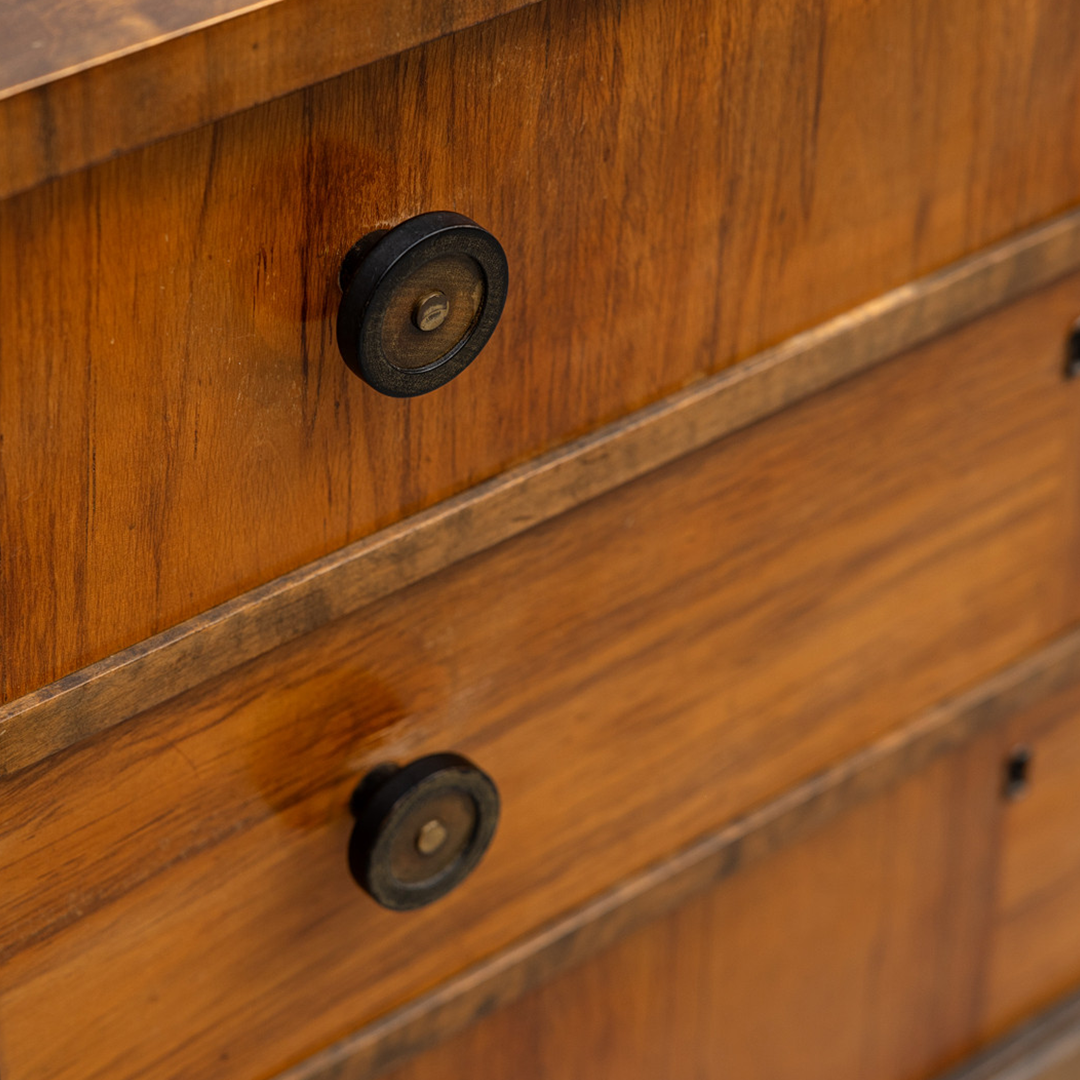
1066, 320, 1080, 379
1003, 746, 1032, 800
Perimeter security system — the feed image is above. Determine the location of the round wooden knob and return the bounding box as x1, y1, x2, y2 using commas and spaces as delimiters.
336, 212, 509, 397
348, 753, 500, 910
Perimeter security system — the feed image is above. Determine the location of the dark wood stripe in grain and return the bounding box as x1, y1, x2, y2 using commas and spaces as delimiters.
2, 209, 1079, 779
268, 626, 1080, 1080
0, 0, 542, 200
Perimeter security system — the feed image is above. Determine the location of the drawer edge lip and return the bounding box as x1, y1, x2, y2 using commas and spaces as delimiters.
0, 0, 542, 201
936, 990, 1080, 1080
267, 624, 1080, 1080
3, 206, 1080, 779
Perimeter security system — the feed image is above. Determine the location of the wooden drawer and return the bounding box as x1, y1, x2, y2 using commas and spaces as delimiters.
2, 272, 1080, 1080
372, 648, 1080, 1080
985, 679, 1080, 1034
4, 0, 1080, 704
379, 719, 1011, 1080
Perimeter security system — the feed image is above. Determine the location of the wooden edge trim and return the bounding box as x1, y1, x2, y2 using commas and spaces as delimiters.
0, 0, 286, 100
268, 625, 1080, 1080
0, 0, 542, 201
936, 992, 1080, 1080
3, 208, 1080, 778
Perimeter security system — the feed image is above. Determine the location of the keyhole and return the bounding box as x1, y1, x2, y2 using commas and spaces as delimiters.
1004, 746, 1032, 800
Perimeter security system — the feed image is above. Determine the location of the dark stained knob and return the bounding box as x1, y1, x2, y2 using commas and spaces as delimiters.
348, 753, 500, 910
336, 212, 509, 398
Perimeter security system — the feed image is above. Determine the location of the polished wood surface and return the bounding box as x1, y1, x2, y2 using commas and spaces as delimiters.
276, 625, 1080, 1080
6, 211, 1080, 777
0, 0, 278, 90
374, 700, 1080, 1080
2, 277, 1080, 1079
984, 679, 1080, 1036
0, 0, 540, 199
939, 990, 1080, 1080
376, 727, 1007, 1080
4, 0, 1077, 208
4, 0, 1080, 705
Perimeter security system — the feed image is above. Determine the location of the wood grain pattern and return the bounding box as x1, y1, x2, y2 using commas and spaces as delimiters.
2, 281, 1079, 1080
0, 0, 541, 199
340, 726, 1009, 1080
0, 0, 279, 92
330, 694, 1080, 1080
982, 677, 1080, 1037
271, 628, 1080, 1080
4, 0, 1080, 706
5, 213, 1080, 778
941, 991, 1080, 1080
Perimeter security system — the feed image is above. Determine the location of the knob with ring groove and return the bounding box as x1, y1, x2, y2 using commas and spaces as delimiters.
348, 753, 500, 911
336, 212, 509, 398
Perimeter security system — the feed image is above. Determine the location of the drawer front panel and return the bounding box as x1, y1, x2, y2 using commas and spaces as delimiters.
3, 0, 1080, 702
2, 276, 1080, 1079
377, 658, 1080, 1080
380, 728, 1007, 1080
985, 681, 1080, 1033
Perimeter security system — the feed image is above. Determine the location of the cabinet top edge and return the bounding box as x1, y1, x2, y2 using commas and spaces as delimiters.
0, 0, 280, 100
0, 0, 538, 200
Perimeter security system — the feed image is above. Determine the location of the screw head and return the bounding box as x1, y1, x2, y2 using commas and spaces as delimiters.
416, 818, 449, 855
414, 291, 451, 332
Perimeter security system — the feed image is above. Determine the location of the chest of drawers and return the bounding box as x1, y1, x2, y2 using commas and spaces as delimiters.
3, 1, 1080, 1078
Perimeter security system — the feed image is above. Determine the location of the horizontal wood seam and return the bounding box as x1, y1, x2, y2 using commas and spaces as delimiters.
268, 623, 1080, 1080
3, 208, 1080, 778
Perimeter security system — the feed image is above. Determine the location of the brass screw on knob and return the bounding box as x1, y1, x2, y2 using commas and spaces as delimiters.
414, 292, 450, 332
416, 818, 449, 855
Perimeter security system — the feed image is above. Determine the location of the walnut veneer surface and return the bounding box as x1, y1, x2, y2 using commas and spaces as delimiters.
0, 0, 544, 197
4, 1, 1080, 1078
375, 650, 1080, 1080
382, 691, 1080, 1080
3, 275, 1080, 1080
4, 0, 1080, 704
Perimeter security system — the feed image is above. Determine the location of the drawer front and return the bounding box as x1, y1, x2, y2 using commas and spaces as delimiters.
985, 680, 1080, 1033
3, 0, 1080, 703
380, 727, 1008, 1080
379, 657, 1080, 1080
1, 275, 1079, 1080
